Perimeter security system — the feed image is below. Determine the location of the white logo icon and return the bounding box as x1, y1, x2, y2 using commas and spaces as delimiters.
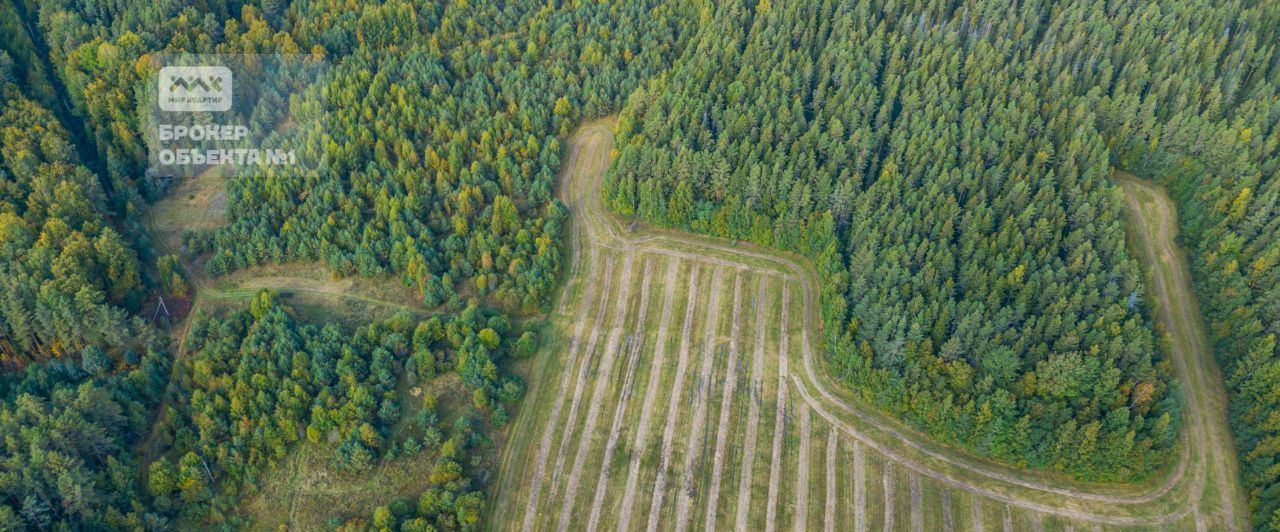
158, 66, 233, 112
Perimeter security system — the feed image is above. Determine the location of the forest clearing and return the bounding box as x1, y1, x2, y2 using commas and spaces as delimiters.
490, 121, 1248, 531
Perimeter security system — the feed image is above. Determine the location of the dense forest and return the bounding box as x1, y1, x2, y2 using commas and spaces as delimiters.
602, 0, 1280, 524
0, 48, 171, 529
0, 78, 145, 365
189, 0, 696, 314
30, 0, 696, 314
1163, 66, 1280, 532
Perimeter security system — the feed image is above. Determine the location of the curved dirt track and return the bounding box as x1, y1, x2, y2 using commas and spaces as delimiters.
490, 121, 1247, 530
1117, 174, 1248, 530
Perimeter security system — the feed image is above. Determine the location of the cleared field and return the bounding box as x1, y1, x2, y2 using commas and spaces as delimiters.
149, 167, 229, 254
489, 121, 1247, 531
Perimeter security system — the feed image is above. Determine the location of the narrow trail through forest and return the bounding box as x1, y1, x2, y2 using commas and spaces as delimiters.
550, 136, 620, 496
520, 131, 611, 531
1117, 174, 1246, 531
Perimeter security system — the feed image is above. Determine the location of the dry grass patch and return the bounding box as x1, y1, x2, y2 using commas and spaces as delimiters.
149, 168, 229, 253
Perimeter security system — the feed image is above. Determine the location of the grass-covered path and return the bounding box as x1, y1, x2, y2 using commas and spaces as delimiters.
1117, 174, 1249, 530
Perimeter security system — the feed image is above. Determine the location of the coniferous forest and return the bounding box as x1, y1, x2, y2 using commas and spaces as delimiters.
3, 0, 1280, 529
